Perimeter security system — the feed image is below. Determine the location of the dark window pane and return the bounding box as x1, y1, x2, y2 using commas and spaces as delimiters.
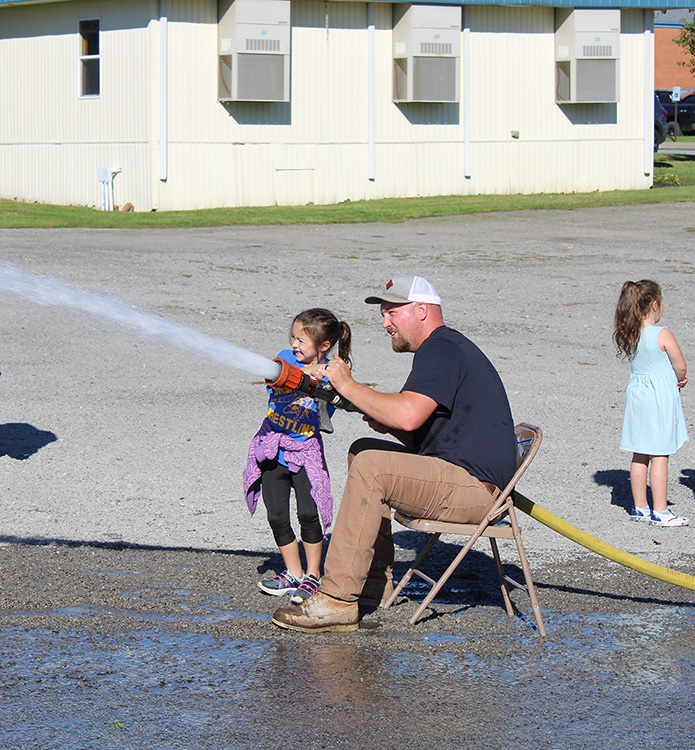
80, 20, 99, 57
82, 59, 100, 96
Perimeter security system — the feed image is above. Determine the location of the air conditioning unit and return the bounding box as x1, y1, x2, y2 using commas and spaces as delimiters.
555, 8, 620, 104
218, 0, 290, 102
392, 4, 461, 103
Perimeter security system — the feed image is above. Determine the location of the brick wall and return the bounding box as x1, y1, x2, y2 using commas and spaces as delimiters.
655, 28, 695, 90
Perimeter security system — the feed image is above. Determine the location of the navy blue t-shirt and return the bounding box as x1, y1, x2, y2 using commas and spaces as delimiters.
401, 326, 517, 490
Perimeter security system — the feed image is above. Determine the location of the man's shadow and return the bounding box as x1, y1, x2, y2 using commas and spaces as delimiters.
386, 530, 521, 620
255, 531, 510, 616
0, 423, 57, 460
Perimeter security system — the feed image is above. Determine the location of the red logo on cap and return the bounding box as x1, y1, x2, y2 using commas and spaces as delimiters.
386, 280, 393, 290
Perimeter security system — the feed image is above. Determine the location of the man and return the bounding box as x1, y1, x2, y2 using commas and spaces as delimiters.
272, 275, 517, 632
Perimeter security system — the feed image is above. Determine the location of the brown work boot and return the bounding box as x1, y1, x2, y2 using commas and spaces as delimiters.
359, 577, 395, 608
271, 591, 359, 633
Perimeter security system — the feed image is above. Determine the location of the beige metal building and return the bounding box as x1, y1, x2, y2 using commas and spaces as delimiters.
0, 0, 690, 211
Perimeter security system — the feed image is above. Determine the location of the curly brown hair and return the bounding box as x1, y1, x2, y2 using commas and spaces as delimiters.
292, 308, 352, 368
613, 280, 662, 359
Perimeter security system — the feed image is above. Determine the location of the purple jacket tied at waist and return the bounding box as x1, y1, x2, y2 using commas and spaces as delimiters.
243, 418, 334, 531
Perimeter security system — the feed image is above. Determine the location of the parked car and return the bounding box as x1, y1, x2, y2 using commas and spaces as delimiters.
655, 89, 672, 107
655, 88, 695, 136
654, 94, 667, 152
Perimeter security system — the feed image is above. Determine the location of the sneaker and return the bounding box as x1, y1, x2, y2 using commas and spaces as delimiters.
257, 570, 302, 596
630, 505, 651, 522
649, 510, 689, 527
290, 574, 321, 604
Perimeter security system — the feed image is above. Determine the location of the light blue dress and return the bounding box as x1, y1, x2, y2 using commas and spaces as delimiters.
620, 326, 689, 455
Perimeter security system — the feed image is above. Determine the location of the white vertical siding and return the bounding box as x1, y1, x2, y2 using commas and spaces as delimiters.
0, 0, 155, 208
0, 1, 654, 210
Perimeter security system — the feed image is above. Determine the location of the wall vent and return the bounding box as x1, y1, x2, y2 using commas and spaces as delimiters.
246, 38, 281, 52
583, 45, 613, 57
421, 42, 452, 56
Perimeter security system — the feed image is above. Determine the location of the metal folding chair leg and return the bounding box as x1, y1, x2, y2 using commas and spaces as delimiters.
384, 423, 545, 635
489, 537, 515, 618
383, 532, 441, 609
507, 505, 546, 636
407, 530, 480, 625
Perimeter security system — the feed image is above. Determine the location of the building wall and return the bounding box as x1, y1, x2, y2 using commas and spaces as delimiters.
655, 28, 695, 90
0, 0, 655, 211
0, 0, 157, 208
466, 7, 650, 194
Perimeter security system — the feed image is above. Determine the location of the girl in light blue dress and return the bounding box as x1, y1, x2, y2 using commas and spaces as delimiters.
614, 280, 689, 527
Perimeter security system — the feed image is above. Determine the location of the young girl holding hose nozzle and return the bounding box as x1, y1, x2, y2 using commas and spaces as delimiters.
614, 280, 689, 526
243, 308, 353, 602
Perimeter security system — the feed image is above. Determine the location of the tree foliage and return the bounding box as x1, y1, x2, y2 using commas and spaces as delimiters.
675, 21, 695, 76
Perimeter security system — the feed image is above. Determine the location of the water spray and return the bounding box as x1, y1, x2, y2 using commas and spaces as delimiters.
0, 264, 347, 406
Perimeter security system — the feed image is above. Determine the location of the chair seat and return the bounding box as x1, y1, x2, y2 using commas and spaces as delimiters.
394, 511, 515, 539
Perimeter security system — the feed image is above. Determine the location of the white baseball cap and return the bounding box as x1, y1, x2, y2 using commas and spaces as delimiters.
365, 275, 441, 305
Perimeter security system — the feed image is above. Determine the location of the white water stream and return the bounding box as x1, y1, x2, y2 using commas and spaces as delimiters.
0, 264, 281, 381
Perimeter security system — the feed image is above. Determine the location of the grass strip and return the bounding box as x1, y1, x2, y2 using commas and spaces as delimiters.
1, 158, 693, 229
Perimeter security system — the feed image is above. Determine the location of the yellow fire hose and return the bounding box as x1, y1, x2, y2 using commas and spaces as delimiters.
513, 491, 695, 592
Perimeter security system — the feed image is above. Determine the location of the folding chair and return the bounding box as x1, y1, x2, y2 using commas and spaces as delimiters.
383, 422, 545, 636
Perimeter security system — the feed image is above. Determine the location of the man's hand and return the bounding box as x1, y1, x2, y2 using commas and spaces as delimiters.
322, 355, 353, 391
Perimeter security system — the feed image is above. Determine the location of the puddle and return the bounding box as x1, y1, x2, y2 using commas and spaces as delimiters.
2, 545, 694, 748
1, 604, 694, 749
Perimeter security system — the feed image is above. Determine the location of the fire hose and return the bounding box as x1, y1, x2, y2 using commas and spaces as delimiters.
268, 358, 695, 592
514, 491, 695, 591
266, 357, 353, 410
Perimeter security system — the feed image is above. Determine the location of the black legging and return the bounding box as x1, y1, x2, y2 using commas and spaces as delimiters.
260, 460, 323, 547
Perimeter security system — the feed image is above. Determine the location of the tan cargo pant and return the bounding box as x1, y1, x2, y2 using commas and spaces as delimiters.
320, 437, 499, 602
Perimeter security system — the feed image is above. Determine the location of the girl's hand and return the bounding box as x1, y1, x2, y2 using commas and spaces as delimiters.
302, 362, 325, 377
678, 374, 688, 389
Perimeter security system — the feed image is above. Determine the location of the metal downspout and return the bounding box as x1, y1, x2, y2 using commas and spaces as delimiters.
644, 11, 654, 178
463, 7, 471, 179
368, 3, 376, 181
160, 0, 168, 183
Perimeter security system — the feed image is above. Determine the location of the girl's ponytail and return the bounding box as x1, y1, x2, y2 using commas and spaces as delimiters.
337, 321, 352, 369
613, 279, 662, 358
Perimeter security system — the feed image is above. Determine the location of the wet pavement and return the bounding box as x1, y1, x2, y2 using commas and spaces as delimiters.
1, 542, 694, 749
2, 207, 695, 747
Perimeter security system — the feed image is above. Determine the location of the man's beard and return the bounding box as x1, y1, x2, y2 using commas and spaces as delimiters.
390, 333, 411, 353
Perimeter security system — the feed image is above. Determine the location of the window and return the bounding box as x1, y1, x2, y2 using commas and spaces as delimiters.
80, 19, 100, 97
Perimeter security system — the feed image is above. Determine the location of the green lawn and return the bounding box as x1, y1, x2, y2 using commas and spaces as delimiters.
1, 155, 693, 228
654, 149, 695, 187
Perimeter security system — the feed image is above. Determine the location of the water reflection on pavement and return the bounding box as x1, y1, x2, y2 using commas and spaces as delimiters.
1, 603, 694, 749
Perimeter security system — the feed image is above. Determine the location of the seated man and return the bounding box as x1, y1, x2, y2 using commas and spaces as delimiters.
272, 275, 517, 632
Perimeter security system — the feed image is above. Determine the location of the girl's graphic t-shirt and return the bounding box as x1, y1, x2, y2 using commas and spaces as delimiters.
266, 350, 335, 462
